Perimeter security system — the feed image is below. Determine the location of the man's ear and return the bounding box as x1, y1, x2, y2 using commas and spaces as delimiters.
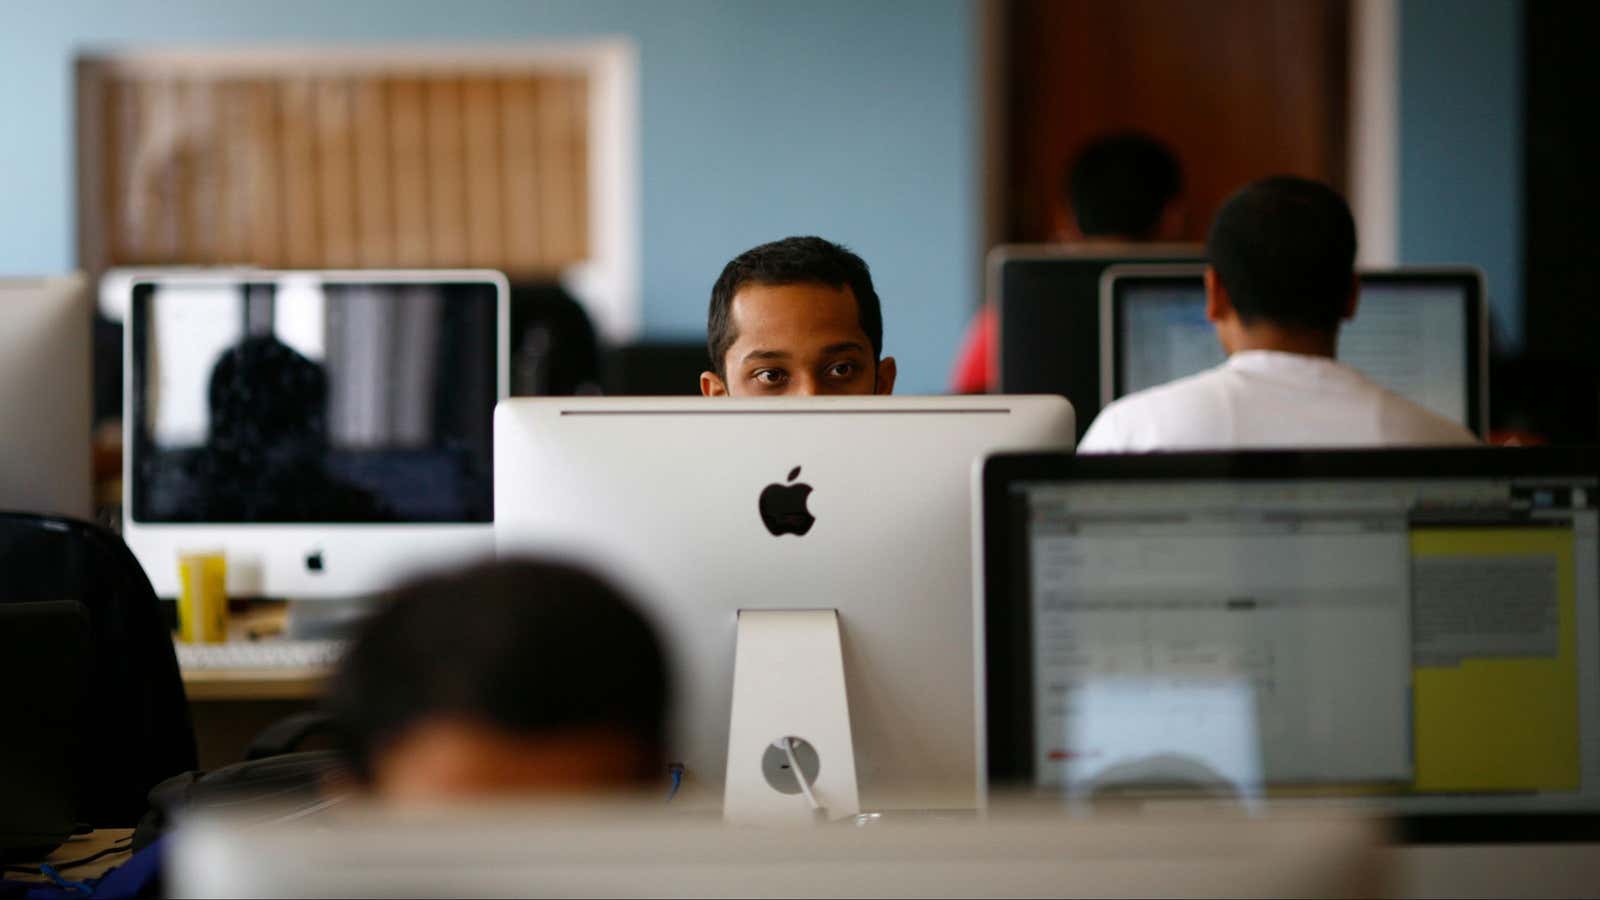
700, 371, 729, 397
1203, 267, 1231, 323
873, 357, 897, 395
1343, 273, 1360, 321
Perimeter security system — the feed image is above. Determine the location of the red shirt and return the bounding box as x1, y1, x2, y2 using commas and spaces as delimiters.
948, 304, 997, 394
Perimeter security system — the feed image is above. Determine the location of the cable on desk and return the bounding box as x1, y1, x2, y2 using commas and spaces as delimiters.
0, 834, 133, 878
51, 835, 133, 871
39, 863, 93, 895
666, 762, 685, 802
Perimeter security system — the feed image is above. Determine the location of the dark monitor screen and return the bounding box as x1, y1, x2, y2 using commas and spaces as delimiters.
602, 341, 709, 396
992, 245, 1203, 440
982, 448, 1600, 839
1105, 267, 1487, 435
129, 276, 501, 524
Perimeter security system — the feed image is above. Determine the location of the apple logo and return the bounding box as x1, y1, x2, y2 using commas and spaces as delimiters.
759, 466, 816, 536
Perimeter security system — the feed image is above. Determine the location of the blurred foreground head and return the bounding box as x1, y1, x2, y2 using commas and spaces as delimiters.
328, 558, 670, 801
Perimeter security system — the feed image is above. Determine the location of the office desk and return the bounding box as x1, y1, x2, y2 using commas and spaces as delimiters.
182, 664, 329, 701
178, 603, 334, 768
1393, 844, 1600, 898
5, 829, 136, 884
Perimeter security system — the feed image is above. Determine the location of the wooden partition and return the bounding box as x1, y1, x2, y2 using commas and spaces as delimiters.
78, 56, 591, 278
1004, 0, 1349, 243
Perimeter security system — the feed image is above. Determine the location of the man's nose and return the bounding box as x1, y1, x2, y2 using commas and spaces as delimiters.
786, 373, 820, 396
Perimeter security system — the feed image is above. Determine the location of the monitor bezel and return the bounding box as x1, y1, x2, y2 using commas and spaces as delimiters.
1099, 265, 1490, 437
979, 446, 1600, 842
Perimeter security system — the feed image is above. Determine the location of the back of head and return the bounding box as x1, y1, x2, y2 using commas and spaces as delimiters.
327, 558, 670, 789
1066, 132, 1183, 239
1207, 176, 1358, 333
706, 235, 882, 378
207, 335, 328, 454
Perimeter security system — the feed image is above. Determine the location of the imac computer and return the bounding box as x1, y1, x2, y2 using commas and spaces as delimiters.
990, 244, 1203, 439
122, 270, 509, 600
0, 276, 92, 520
979, 447, 1600, 841
1100, 266, 1488, 435
494, 396, 1075, 821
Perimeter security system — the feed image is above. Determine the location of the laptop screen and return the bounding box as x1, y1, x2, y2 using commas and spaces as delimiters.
1111, 272, 1478, 430
986, 453, 1600, 819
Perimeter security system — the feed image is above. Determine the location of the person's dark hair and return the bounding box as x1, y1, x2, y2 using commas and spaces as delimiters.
706, 236, 882, 378
1065, 132, 1183, 239
1207, 176, 1359, 334
208, 335, 327, 455
326, 558, 670, 784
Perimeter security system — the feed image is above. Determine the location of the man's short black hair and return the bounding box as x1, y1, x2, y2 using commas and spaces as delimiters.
706, 236, 882, 378
326, 558, 670, 783
1065, 132, 1183, 239
1207, 176, 1358, 334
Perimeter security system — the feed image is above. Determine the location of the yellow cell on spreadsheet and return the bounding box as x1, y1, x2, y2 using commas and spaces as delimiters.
1409, 528, 1581, 793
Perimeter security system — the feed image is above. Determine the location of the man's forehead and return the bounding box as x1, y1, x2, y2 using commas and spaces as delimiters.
728, 281, 861, 333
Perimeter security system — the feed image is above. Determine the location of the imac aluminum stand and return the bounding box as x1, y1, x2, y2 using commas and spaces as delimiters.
723, 610, 860, 825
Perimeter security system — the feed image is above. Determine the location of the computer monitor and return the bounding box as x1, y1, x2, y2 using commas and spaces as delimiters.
602, 341, 709, 396
991, 244, 1203, 439
979, 447, 1600, 839
122, 270, 509, 600
1101, 266, 1488, 435
0, 276, 92, 520
494, 396, 1075, 817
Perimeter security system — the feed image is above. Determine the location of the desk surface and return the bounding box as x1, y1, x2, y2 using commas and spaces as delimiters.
181, 665, 331, 701
6, 828, 136, 884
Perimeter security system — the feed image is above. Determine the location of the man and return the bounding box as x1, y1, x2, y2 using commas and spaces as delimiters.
326, 559, 670, 800
1079, 176, 1476, 452
949, 132, 1187, 394
700, 235, 896, 397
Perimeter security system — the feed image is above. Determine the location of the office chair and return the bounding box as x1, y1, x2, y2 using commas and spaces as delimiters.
0, 512, 198, 828
510, 281, 603, 396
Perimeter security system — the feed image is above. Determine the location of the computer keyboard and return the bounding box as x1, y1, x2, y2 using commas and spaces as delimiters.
175, 639, 346, 671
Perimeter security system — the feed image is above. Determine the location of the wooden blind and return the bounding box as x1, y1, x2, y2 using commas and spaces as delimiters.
78, 66, 590, 276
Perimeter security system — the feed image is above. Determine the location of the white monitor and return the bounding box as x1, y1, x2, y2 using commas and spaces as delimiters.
1101, 266, 1488, 435
122, 270, 509, 600
493, 396, 1075, 817
0, 275, 92, 520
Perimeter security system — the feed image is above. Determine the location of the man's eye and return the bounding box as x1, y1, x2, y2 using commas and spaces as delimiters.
754, 369, 786, 385
826, 362, 857, 378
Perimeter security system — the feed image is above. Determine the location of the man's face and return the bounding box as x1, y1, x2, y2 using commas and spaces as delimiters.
700, 282, 897, 397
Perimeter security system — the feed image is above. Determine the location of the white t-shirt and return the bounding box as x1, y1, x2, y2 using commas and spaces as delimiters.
1079, 350, 1479, 453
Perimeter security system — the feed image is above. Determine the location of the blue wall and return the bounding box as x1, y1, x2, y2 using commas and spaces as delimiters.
1399, 0, 1524, 353
0, 0, 978, 393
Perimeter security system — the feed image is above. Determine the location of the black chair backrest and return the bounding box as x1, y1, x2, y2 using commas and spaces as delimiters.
0, 598, 90, 854
0, 512, 198, 826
